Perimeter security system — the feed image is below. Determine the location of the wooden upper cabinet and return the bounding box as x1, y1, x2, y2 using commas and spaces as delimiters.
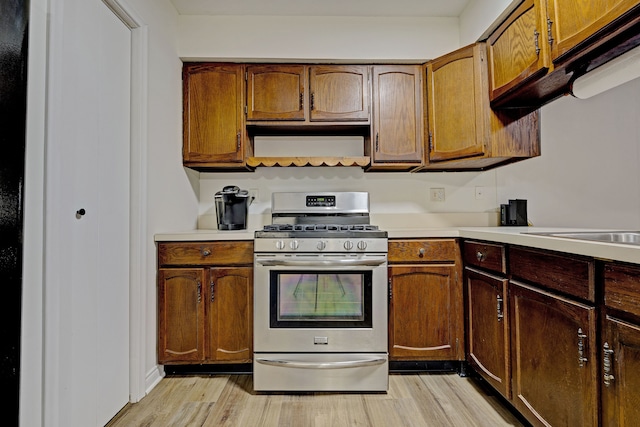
183, 63, 247, 169
486, 0, 550, 103
547, 0, 640, 64
246, 65, 305, 121
426, 44, 486, 164
421, 43, 540, 171
369, 65, 423, 170
309, 65, 370, 122
246, 64, 370, 123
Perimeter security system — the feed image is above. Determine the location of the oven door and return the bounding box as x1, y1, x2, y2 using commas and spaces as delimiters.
254, 253, 388, 353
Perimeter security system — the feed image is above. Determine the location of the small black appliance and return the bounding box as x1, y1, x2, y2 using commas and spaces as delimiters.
215, 185, 251, 230
500, 199, 528, 226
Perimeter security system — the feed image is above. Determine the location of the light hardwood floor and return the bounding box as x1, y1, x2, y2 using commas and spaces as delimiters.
107, 373, 525, 426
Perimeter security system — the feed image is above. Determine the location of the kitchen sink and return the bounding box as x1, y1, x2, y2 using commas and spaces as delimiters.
526, 231, 640, 246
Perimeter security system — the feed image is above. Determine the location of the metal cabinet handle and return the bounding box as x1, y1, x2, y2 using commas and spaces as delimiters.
578, 328, 588, 367
299, 90, 304, 110
210, 281, 215, 302
310, 93, 315, 110
197, 281, 202, 303
418, 247, 426, 257
547, 17, 554, 47
497, 295, 504, 321
375, 133, 379, 152
201, 248, 211, 257
603, 342, 615, 387
476, 251, 485, 262
534, 29, 540, 56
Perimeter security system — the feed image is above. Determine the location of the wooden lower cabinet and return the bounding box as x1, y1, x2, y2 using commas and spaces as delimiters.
465, 267, 510, 399
601, 316, 640, 426
510, 281, 598, 427
158, 268, 206, 363
157, 241, 253, 365
388, 239, 463, 361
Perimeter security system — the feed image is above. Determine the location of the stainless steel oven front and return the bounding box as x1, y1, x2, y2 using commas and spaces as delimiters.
253, 246, 388, 392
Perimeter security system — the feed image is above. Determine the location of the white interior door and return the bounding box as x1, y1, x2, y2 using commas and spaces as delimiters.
44, 0, 130, 425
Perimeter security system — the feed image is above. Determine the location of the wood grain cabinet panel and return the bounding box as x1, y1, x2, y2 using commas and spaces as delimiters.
388, 239, 464, 361
421, 43, 540, 171
309, 65, 370, 122
157, 268, 206, 363
510, 281, 598, 427
246, 65, 306, 121
369, 65, 423, 170
182, 63, 247, 169
466, 267, 510, 399
601, 315, 640, 426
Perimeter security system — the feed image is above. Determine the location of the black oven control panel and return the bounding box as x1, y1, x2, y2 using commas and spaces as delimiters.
306, 195, 336, 207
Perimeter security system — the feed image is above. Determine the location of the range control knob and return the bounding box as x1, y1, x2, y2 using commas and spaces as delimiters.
344, 240, 354, 251
357, 240, 368, 251
289, 240, 299, 250
317, 240, 327, 251
275, 240, 286, 250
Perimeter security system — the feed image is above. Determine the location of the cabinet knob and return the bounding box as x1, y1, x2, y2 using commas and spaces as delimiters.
418, 248, 425, 257
201, 248, 211, 257
76, 208, 86, 218
476, 251, 485, 262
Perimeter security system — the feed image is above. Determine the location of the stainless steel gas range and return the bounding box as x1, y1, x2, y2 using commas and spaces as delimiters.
253, 192, 389, 392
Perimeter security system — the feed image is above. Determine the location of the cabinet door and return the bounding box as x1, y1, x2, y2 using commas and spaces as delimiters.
510, 281, 598, 427
548, 0, 640, 63
371, 65, 423, 165
157, 268, 206, 363
602, 315, 640, 427
207, 267, 253, 362
246, 65, 305, 121
486, 0, 550, 102
466, 268, 510, 399
309, 65, 370, 122
183, 64, 245, 165
388, 265, 463, 360
426, 44, 486, 163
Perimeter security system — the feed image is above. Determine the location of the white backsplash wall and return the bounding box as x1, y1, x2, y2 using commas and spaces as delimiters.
198, 165, 499, 229
496, 77, 640, 229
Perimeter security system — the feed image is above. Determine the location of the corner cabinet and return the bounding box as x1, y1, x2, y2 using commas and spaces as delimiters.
182, 63, 250, 171
157, 241, 253, 364
367, 65, 424, 171
387, 239, 464, 361
420, 43, 541, 171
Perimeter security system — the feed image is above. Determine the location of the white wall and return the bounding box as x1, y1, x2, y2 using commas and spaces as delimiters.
496, 79, 640, 228
129, 0, 198, 394
178, 15, 460, 61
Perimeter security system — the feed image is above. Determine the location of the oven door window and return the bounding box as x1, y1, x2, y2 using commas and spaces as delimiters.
270, 270, 373, 328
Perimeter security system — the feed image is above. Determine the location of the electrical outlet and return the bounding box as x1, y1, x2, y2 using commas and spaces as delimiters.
430, 188, 445, 202
249, 188, 259, 201
475, 186, 485, 200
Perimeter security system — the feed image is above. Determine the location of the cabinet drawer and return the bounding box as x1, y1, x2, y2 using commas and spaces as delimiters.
463, 240, 506, 274
388, 239, 457, 263
604, 262, 640, 319
158, 241, 254, 266
509, 246, 595, 302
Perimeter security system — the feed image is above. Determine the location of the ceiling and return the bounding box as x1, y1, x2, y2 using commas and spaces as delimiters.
169, 0, 473, 18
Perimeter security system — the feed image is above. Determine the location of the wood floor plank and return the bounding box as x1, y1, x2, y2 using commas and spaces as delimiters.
106, 373, 526, 427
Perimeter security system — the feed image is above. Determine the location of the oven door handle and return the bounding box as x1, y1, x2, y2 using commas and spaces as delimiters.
255, 357, 386, 369
255, 257, 387, 267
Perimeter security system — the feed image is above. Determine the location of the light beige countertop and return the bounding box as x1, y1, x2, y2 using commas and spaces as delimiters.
155, 225, 640, 265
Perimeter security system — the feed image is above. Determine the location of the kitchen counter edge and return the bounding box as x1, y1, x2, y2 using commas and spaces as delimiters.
154, 227, 640, 265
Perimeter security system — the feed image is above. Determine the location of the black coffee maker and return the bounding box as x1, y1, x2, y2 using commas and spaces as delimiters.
215, 186, 251, 230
